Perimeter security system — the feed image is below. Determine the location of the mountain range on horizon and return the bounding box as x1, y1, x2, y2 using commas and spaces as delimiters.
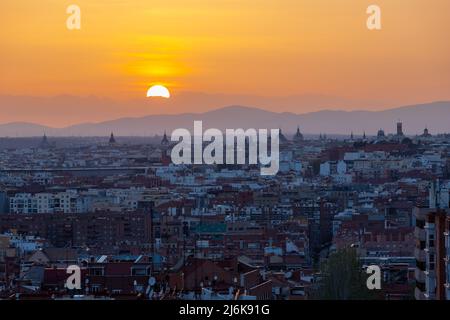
0, 101, 449, 137
0, 93, 391, 127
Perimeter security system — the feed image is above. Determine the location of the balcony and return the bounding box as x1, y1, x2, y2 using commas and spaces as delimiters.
415, 248, 426, 262
414, 227, 426, 241
413, 208, 429, 221
415, 268, 426, 283
414, 287, 427, 300
445, 283, 450, 299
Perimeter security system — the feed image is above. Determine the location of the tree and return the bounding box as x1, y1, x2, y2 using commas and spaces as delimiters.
313, 248, 377, 300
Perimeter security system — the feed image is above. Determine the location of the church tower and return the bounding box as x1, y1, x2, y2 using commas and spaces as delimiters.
109, 132, 117, 144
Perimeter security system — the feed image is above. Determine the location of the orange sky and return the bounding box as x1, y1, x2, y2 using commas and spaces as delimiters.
1, 0, 450, 125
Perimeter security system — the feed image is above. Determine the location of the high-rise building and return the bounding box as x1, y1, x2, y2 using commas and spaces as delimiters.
414, 207, 449, 300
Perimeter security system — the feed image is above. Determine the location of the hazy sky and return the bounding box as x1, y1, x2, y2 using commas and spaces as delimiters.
1, 0, 450, 125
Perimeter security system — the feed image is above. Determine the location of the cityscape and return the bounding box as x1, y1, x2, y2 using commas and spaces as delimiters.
1, 0, 450, 310
0, 119, 449, 300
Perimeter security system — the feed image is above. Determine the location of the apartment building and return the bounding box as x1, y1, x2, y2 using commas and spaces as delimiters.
414, 181, 450, 300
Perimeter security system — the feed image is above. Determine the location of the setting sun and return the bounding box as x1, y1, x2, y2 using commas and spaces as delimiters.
147, 85, 171, 98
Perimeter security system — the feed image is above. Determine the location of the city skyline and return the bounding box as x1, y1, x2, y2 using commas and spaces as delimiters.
1, 0, 450, 306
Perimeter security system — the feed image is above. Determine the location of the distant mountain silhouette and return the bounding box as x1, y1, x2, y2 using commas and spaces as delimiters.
0, 101, 449, 137
0, 93, 386, 126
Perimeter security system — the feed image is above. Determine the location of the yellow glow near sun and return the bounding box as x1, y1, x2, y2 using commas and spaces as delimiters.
147, 85, 171, 98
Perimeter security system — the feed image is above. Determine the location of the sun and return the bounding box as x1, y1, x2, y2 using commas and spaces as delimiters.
147, 85, 171, 98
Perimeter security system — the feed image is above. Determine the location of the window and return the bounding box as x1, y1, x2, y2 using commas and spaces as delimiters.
90, 267, 104, 276
429, 254, 435, 271
420, 241, 426, 250
131, 268, 147, 276
91, 285, 100, 293
429, 234, 435, 248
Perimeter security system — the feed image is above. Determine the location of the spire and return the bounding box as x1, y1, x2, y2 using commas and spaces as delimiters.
279, 128, 288, 144
109, 132, 116, 144
293, 126, 304, 142
161, 130, 169, 146
40, 132, 49, 148
350, 131, 354, 140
